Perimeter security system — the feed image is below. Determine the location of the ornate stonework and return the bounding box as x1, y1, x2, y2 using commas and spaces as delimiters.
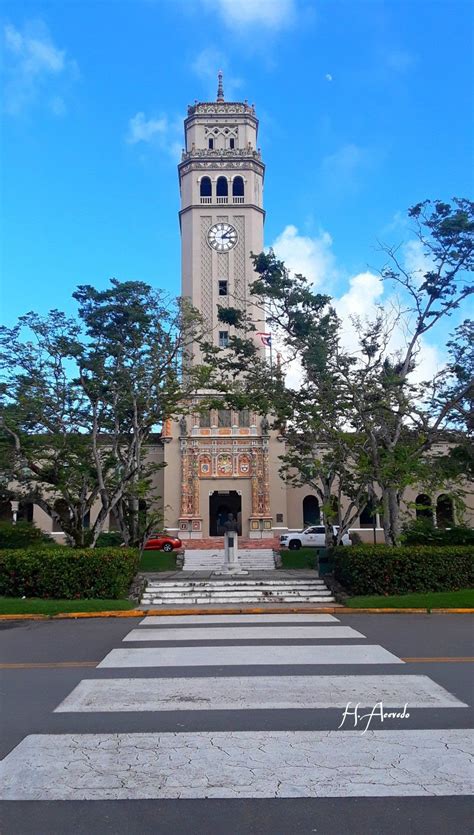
181, 147, 261, 161
180, 161, 264, 175
187, 103, 256, 116
200, 216, 213, 331
233, 216, 246, 309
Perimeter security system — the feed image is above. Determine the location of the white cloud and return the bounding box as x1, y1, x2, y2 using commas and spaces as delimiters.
126, 112, 182, 160
271, 224, 337, 288
325, 73, 333, 82
402, 239, 435, 285
268, 225, 443, 387
3, 20, 78, 115
191, 48, 242, 100
126, 112, 168, 144
333, 269, 443, 381
335, 271, 384, 324
201, 0, 295, 29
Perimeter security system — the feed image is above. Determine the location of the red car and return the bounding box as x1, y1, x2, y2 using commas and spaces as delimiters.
143, 533, 182, 553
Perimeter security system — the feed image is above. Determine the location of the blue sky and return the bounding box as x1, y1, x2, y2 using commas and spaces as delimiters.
1, 0, 473, 370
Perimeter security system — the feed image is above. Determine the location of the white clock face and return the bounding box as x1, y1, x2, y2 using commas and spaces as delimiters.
207, 222, 238, 252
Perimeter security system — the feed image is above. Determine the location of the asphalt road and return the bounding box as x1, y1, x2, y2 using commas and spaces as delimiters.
0, 613, 473, 834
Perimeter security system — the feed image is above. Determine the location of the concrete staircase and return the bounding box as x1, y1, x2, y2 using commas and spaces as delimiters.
183, 549, 276, 571
140, 577, 335, 606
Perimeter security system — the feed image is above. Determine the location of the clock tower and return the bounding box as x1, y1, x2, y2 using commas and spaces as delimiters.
178, 71, 265, 355
162, 74, 285, 541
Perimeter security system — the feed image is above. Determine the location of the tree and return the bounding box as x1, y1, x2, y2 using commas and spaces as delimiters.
350, 198, 474, 542
73, 280, 206, 546
0, 311, 98, 546
216, 199, 474, 545
0, 280, 207, 546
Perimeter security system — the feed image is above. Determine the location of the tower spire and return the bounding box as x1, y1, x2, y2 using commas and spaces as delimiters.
217, 70, 224, 102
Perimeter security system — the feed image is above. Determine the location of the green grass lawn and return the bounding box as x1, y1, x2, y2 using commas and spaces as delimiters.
0, 598, 136, 615
138, 551, 178, 572
279, 548, 318, 570
346, 589, 474, 609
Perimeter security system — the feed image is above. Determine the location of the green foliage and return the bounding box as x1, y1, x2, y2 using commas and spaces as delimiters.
0, 278, 208, 548
0, 547, 139, 599
334, 545, 474, 595
218, 201, 473, 547
138, 551, 177, 572
95, 531, 124, 547
346, 588, 474, 609
279, 548, 317, 570
0, 522, 55, 549
401, 520, 474, 546
0, 597, 135, 614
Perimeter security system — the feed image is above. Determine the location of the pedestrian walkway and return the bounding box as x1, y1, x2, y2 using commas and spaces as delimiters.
0, 613, 472, 800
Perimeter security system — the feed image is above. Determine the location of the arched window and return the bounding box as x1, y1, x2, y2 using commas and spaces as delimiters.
303, 495, 320, 526
216, 176, 228, 197
415, 493, 433, 521
232, 176, 244, 197
200, 176, 212, 197
436, 494, 454, 528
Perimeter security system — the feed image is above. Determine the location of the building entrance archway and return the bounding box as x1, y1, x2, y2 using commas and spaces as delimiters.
209, 491, 242, 536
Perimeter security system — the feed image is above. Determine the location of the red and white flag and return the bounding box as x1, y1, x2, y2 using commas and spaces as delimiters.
256, 332, 272, 347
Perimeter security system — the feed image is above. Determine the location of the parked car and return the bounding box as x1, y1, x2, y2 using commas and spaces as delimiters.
143, 533, 182, 552
280, 525, 351, 550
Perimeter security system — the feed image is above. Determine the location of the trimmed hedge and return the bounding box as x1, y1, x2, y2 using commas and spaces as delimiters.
0, 522, 55, 549
334, 545, 474, 596
95, 531, 124, 547
401, 523, 474, 546
0, 547, 139, 599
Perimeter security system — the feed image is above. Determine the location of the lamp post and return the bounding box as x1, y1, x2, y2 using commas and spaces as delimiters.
369, 483, 377, 545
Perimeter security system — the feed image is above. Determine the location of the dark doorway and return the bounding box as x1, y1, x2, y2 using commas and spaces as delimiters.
209, 491, 242, 536
303, 495, 320, 526
436, 494, 454, 528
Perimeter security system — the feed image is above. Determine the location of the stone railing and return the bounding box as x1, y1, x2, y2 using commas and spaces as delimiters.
181, 147, 262, 162
187, 102, 256, 116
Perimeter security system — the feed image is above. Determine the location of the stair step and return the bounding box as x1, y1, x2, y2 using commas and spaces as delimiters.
144, 597, 335, 605
143, 589, 331, 598
141, 574, 335, 606
145, 582, 328, 589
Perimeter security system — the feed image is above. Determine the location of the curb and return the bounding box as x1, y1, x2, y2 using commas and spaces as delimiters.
0, 606, 473, 621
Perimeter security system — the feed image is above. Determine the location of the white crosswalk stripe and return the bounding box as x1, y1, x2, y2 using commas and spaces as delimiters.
1, 729, 472, 799
138, 614, 339, 625
1, 612, 471, 801
98, 644, 404, 667
123, 625, 365, 641
54, 674, 467, 713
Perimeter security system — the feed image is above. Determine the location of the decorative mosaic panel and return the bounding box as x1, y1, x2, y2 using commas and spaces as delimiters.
200, 216, 213, 332
232, 215, 246, 310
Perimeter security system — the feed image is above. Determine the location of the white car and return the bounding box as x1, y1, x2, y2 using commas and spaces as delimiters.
280, 525, 352, 550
